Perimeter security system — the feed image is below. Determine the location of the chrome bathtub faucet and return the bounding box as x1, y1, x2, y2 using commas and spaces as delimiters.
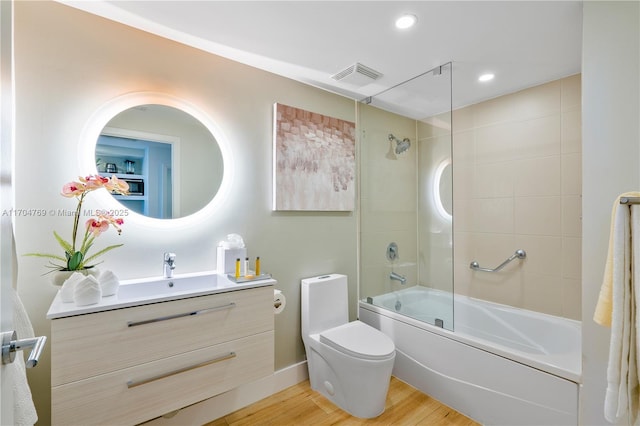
390, 271, 406, 284
163, 252, 176, 278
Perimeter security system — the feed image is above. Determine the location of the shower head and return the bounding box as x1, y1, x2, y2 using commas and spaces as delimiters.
388, 133, 411, 155
396, 138, 411, 154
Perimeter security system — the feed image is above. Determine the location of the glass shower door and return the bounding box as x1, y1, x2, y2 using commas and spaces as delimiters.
358, 63, 453, 330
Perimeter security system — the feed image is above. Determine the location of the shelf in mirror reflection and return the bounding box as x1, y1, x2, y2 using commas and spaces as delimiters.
95, 103, 224, 219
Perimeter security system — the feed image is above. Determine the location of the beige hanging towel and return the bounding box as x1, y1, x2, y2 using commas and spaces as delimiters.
594, 192, 640, 423
595, 192, 640, 326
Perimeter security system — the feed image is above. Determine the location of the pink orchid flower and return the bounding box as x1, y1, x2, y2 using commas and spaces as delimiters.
96, 213, 124, 235
61, 181, 86, 197
86, 218, 109, 236
104, 175, 130, 195
80, 175, 109, 191
27, 174, 129, 272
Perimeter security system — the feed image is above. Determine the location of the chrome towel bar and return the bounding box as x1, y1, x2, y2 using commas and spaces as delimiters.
470, 249, 527, 273
620, 197, 640, 204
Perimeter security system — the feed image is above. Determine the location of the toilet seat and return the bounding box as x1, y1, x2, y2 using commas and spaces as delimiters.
320, 320, 395, 360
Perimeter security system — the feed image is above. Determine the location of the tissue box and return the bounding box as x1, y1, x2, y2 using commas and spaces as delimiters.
217, 247, 247, 274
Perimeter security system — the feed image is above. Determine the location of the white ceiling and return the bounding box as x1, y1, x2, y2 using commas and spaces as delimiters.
60, 1, 583, 118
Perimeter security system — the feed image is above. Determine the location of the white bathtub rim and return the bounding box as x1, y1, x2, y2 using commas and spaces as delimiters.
358, 300, 582, 383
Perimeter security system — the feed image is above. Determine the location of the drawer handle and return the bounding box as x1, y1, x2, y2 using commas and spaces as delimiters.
126, 351, 236, 389
126, 302, 236, 327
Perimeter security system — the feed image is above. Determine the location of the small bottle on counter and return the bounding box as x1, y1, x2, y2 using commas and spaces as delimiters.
245, 257, 250, 277
235, 258, 241, 279
255, 256, 261, 276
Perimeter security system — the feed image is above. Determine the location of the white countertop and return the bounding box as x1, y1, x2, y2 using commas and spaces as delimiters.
46, 270, 276, 319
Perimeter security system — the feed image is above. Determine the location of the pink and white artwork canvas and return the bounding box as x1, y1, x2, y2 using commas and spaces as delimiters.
273, 103, 356, 211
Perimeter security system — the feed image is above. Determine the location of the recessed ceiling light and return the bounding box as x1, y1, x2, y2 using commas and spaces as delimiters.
478, 73, 495, 82
395, 14, 417, 30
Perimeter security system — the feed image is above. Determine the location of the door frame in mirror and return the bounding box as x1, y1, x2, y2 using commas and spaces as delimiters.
100, 126, 182, 218
78, 92, 234, 227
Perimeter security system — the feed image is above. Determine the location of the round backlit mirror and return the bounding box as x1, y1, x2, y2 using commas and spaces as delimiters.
80, 92, 233, 223
96, 104, 223, 219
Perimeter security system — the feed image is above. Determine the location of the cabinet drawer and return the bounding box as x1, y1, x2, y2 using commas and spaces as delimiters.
51, 286, 273, 386
52, 331, 274, 426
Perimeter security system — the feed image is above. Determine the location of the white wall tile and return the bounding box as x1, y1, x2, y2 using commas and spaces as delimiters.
516, 115, 562, 159
472, 198, 514, 234
475, 162, 514, 198
514, 196, 562, 236
562, 277, 582, 320
453, 197, 473, 232
453, 129, 475, 166
562, 153, 582, 195
363, 75, 581, 320
562, 107, 582, 154
514, 235, 563, 277
453, 164, 474, 202
562, 195, 582, 237
514, 156, 561, 196
471, 232, 517, 264
473, 79, 561, 127
561, 74, 582, 112
360, 230, 417, 269
468, 268, 525, 307
456, 75, 580, 319
522, 273, 563, 316
475, 122, 519, 163
562, 236, 582, 280
452, 106, 475, 132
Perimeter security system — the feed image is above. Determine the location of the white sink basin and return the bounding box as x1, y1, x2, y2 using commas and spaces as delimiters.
46, 270, 276, 319
118, 272, 222, 300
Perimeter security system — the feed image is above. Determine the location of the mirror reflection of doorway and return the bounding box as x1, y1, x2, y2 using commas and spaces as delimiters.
96, 134, 174, 219
161, 164, 173, 218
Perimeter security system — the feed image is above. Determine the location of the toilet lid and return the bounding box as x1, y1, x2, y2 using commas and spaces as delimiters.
319, 321, 395, 360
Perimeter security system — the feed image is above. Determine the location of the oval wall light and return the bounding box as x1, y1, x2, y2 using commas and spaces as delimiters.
395, 14, 417, 29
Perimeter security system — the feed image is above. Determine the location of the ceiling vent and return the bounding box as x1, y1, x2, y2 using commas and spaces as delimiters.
331, 62, 383, 87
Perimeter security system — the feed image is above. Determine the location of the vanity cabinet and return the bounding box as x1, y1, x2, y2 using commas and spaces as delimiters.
50, 285, 274, 426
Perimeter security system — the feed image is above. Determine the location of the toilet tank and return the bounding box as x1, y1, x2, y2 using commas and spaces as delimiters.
301, 274, 349, 336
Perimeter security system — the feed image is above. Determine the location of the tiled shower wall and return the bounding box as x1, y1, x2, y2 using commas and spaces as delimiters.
359, 103, 417, 299
360, 75, 581, 320
450, 74, 582, 320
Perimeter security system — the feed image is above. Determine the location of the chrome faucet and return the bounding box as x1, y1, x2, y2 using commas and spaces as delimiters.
163, 252, 176, 278
390, 271, 406, 284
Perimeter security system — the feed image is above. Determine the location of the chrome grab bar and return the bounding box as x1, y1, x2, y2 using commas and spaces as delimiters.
127, 302, 236, 327
1, 330, 47, 368
126, 351, 236, 388
470, 249, 526, 273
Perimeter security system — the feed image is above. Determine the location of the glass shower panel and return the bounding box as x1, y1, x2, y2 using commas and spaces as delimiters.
359, 63, 453, 330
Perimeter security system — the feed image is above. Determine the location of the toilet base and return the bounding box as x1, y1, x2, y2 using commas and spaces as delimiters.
306, 337, 395, 419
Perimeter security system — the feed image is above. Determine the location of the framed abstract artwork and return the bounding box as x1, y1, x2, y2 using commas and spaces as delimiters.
273, 103, 356, 211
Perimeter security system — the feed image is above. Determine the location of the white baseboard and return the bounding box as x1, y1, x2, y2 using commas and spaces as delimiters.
142, 361, 309, 426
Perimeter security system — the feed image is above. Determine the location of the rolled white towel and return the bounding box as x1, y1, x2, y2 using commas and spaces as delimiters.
73, 276, 102, 306
60, 272, 86, 303
99, 270, 120, 297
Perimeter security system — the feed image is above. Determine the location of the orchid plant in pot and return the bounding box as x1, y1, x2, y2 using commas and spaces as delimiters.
26, 175, 129, 285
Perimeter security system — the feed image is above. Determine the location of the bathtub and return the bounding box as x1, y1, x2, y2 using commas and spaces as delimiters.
358, 286, 581, 426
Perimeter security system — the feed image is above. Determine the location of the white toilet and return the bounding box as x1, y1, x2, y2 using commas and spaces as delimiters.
301, 274, 396, 418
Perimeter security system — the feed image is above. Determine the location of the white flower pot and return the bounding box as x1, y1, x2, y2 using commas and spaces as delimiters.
50, 268, 100, 287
